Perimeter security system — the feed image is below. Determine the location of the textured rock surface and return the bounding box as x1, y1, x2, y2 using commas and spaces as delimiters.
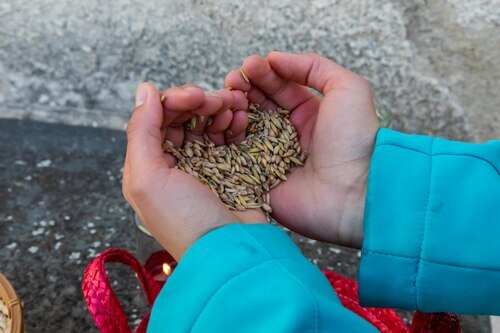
1, 0, 498, 140
401, 0, 500, 141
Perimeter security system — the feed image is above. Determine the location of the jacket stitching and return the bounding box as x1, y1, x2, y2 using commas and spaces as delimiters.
376, 144, 499, 175
189, 259, 318, 333
270, 259, 319, 332
415, 138, 433, 309
361, 250, 415, 259
238, 226, 318, 332
190, 225, 318, 332
189, 259, 274, 332
238, 224, 274, 259
363, 249, 500, 272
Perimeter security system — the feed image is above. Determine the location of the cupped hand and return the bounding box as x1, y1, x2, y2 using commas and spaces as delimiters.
225, 52, 379, 248
122, 83, 265, 261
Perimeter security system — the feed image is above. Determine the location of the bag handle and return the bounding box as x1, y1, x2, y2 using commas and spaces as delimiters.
323, 270, 461, 333
82, 249, 161, 333
83, 249, 460, 333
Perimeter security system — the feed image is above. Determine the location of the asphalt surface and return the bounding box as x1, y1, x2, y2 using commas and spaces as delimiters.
0, 119, 490, 332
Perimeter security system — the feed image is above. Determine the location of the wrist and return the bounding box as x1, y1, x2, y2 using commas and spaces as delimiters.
337, 182, 366, 249
322, 166, 368, 249
332, 140, 375, 249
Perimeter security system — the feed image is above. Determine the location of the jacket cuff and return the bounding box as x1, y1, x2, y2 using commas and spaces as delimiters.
148, 223, 308, 331
359, 128, 433, 310
359, 128, 500, 314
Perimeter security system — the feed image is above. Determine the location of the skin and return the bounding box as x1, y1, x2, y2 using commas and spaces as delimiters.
226, 52, 380, 247
122, 84, 265, 261
122, 52, 379, 261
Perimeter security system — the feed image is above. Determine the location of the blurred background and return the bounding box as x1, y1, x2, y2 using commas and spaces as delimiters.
0, 0, 498, 332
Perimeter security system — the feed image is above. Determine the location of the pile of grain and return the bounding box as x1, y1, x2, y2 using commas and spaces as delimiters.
163, 103, 306, 214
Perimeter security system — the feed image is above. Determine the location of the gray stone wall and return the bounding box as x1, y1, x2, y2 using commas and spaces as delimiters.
1, 0, 498, 140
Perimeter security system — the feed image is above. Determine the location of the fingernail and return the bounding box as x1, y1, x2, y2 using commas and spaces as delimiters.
225, 129, 233, 137
135, 83, 149, 107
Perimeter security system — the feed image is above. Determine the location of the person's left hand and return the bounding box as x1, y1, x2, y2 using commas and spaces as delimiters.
224, 52, 379, 248
122, 83, 265, 261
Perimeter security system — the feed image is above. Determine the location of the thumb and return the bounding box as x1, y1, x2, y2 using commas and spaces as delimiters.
126, 82, 165, 176
267, 52, 366, 95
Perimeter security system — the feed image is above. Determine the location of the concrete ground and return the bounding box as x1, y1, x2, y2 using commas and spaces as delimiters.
1, 1, 499, 142
494, 317, 500, 333
0, 119, 492, 332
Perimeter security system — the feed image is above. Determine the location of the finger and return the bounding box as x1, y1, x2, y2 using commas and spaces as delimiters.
185, 89, 235, 143
242, 55, 320, 112
214, 89, 234, 114
227, 90, 250, 143
225, 110, 248, 144
207, 132, 225, 146
161, 86, 205, 110
188, 89, 235, 145
180, 83, 203, 90
170, 112, 194, 127
246, 84, 278, 111
164, 153, 177, 168
206, 109, 233, 145
267, 52, 365, 95
190, 94, 224, 117
184, 93, 224, 142
164, 125, 184, 147
225, 69, 251, 92
172, 90, 227, 130
230, 90, 248, 111
225, 68, 273, 110
160, 86, 205, 127
225, 67, 276, 110
126, 83, 166, 178
184, 116, 208, 142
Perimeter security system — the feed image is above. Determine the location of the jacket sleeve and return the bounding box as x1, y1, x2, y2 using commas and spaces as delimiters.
148, 224, 377, 333
359, 128, 500, 315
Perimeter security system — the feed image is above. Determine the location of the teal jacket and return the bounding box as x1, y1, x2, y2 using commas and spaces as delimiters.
148, 129, 500, 332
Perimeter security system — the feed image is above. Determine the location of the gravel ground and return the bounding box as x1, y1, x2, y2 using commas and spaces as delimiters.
0, 119, 490, 332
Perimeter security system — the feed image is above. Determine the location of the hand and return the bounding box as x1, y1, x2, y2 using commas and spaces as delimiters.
225, 52, 379, 248
122, 83, 265, 261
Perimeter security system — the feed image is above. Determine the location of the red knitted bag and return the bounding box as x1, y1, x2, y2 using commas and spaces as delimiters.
82, 249, 461, 333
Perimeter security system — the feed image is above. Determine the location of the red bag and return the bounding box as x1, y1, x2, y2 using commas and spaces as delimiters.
82, 250, 160, 333
82, 249, 461, 333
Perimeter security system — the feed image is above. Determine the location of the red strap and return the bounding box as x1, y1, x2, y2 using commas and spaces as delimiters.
82, 249, 161, 333
83, 249, 460, 333
323, 270, 461, 333
410, 311, 461, 333
323, 270, 409, 332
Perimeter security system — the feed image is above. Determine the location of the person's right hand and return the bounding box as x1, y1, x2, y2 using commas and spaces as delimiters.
122, 83, 266, 261
225, 52, 380, 248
